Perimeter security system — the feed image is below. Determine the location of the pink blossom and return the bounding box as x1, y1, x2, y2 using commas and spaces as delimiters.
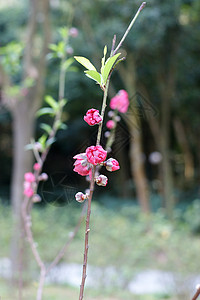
75, 192, 87, 203
69, 27, 79, 38
106, 120, 115, 129
84, 109, 102, 126
24, 172, 35, 183
24, 187, 34, 198
24, 181, 31, 190
86, 145, 107, 165
110, 90, 129, 113
105, 158, 120, 172
73, 153, 92, 176
96, 175, 108, 186
33, 163, 41, 171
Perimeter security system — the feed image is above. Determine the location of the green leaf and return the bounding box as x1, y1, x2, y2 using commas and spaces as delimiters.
101, 45, 107, 74
101, 53, 121, 84
84, 70, 101, 84
38, 134, 48, 150
74, 56, 96, 71
59, 98, 68, 108
46, 137, 56, 147
36, 107, 55, 117
40, 123, 52, 134
59, 27, 68, 39
59, 123, 68, 130
62, 57, 74, 71
49, 44, 58, 52
45, 95, 59, 110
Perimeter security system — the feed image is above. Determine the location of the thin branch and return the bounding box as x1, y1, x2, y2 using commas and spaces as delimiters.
79, 167, 96, 300
113, 2, 146, 55
46, 203, 86, 273
192, 286, 200, 300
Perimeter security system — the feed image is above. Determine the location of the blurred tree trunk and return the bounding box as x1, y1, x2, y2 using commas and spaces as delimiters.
118, 56, 150, 213
173, 117, 194, 181
8, 0, 50, 293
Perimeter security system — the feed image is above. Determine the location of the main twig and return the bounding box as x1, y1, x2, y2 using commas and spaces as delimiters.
78, 3, 146, 299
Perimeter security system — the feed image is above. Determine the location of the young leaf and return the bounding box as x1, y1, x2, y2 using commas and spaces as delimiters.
49, 44, 58, 52
59, 98, 68, 108
40, 123, 52, 134
45, 95, 59, 111
36, 107, 55, 117
101, 53, 121, 84
38, 134, 48, 150
84, 70, 101, 85
59, 123, 68, 130
46, 137, 56, 147
74, 56, 96, 71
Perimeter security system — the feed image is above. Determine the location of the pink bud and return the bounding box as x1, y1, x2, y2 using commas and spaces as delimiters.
106, 120, 115, 129
75, 192, 87, 203
84, 109, 102, 126
39, 173, 48, 181
108, 110, 114, 118
69, 27, 79, 38
66, 46, 74, 55
24, 172, 35, 183
105, 158, 120, 172
32, 194, 41, 203
24, 188, 34, 198
33, 163, 41, 171
95, 175, 108, 186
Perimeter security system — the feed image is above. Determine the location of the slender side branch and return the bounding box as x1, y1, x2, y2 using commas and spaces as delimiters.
47, 203, 86, 273
192, 286, 200, 300
113, 2, 146, 55
96, 79, 110, 145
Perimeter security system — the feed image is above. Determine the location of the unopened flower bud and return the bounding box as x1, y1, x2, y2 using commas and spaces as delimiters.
66, 46, 74, 55
75, 192, 87, 203
85, 189, 90, 197
69, 27, 79, 38
32, 194, 41, 203
108, 111, 114, 118
33, 163, 41, 171
39, 173, 48, 181
104, 131, 111, 138
196, 284, 200, 290
105, 158, 120, 172
115, 115, 121, 122
24, 172, 35, 183
95, 175, 108, 186
106, 120, 115, 129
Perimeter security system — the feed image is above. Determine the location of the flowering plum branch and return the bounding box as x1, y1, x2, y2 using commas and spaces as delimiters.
73, 3, 147, 299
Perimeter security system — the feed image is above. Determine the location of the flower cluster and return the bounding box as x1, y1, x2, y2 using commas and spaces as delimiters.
110, 90, 129, 113
23, 163, 48, 201
74, 91, 129, 203
24, 172, 36, 198
105, 90, 129, 141
74, 145, 120, 201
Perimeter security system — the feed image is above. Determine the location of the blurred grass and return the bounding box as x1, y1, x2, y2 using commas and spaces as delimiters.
0, 197, 200, 298
0, 278, 177, 300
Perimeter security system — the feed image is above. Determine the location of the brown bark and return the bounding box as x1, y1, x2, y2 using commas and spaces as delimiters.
173, 117, 194, 181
